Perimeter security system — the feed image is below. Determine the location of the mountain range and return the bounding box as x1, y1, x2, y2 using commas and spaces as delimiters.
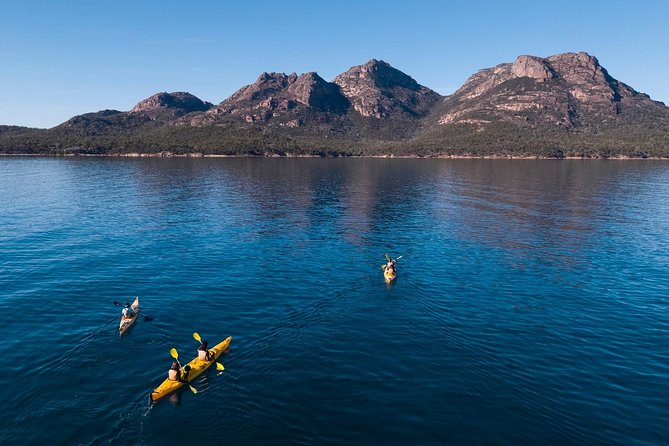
1, 51, 668, 157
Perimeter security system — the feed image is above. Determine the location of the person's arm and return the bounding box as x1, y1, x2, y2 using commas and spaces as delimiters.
179, 369, 189, 383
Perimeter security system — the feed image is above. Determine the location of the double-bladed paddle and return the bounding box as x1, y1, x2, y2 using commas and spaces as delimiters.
384, 254, 403, 263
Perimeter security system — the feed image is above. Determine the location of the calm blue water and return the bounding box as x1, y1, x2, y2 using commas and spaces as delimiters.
0, 157, 668, 445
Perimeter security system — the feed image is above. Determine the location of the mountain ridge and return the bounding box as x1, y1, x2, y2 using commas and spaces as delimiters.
1, 52, 667, 158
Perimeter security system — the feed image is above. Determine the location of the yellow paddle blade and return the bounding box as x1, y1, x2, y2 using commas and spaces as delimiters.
216, 362, 225, 371
188, 384, 198, 394
385, 253, 391, 262
170, 348, 178, 359
193, 332, 202, 343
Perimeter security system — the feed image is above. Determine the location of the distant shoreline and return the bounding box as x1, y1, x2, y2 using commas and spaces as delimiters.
1, 152, 668, 160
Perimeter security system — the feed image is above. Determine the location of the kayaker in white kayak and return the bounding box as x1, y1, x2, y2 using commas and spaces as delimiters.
121, 302, 135, 319
197, 340, 214, 361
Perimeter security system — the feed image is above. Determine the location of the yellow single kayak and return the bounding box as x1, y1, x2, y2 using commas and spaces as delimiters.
119, 297, 139, 335
150, 336, 232, 401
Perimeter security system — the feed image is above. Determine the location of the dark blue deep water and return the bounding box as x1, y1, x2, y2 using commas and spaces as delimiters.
0, 157, 668, 445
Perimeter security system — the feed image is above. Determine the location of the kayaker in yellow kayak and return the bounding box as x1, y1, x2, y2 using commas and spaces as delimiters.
383, 259, 396, 275
168, 361, 192, 383
382, 253, 400, 274
381, 254, 402, 283
197, 340, 214, 362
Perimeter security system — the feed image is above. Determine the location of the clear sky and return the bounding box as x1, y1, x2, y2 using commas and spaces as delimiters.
1, 0, 667, 128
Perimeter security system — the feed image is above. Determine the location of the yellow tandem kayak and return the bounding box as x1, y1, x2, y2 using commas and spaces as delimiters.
150, 336, 232, 402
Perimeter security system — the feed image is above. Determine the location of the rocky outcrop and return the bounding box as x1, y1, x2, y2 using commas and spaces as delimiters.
286, 72, 349, 112
222, 71, 348, 111
436, 52, 662, 128
131, 92, 212, 119
511, 55, 555, 81
223, 72, 299, 104
188, 71, 350, 126
56, 93, 213, 131
545, 52, 643, 112
334, 59, 441, 118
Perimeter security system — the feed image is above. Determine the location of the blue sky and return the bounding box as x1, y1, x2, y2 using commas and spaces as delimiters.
1, 0, 667, 128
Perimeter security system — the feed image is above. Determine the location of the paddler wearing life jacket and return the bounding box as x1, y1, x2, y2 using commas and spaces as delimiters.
198, 340, 214, 361
383, 259, 396, 274
168, 361, 192, 383
121, 302, 135, 319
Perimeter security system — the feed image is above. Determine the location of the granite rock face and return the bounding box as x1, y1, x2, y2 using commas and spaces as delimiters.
223, 72, 299, 104
190, 72, 350, 126
286, 72, 350, 112
436, 52, 660, 128
334, 59, 441, 118
545, 52, 640, 112
511, 55, 555, 81
131, 92, 212, 119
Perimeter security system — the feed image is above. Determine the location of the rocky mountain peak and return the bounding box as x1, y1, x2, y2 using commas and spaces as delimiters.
511, 55, 555, 81
286, 72, 349, 112
220, 70, 348, 110
194, 70, 350, 126
436, 51, 659, 128
334, 59, 440, 118
226, 72, 300, 103
545, 52, 640, 104
356, 59, 420, 90
131, 92, 212, 114
547, 51, 600, 74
